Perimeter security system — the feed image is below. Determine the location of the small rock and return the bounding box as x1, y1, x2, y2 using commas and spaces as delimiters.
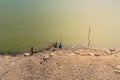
74, 65, 77, 67
50, 53, 55, 56
115, 49, 120, 52
24, 53, 31, 56
94, 54, 100, 56
88, 52, 95, 56
40, 61, 43, 64
43, 54, 49, 61
115, 65, 120, 70
115, 70, 120, 74
109, 49, 115, 52
75, 51, 80, 54
104, 49, 112, 54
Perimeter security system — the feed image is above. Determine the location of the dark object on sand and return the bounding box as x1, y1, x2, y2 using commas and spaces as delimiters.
59, 42, 63, 49
30, 46, 36, 55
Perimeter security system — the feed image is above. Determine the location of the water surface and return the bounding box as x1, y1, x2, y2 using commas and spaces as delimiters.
0, 0, 120, 53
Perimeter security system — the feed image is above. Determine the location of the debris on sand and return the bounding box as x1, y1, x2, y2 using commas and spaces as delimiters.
24, 53, 31, 56
88, 52, 95, 56
43, 54, 49, 61
104, 49, 112, 54
50, 53, 55, 56
115, 65, 120, 70
30, 46, 36, 55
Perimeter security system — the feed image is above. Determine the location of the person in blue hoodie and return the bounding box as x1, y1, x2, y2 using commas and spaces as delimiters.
59, 42, 63, 49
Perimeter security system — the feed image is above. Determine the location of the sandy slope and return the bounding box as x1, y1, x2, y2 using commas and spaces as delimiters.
0, 48, 120, 80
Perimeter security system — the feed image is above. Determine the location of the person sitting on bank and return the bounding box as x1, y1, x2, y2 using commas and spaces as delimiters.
59, 42, 63, 49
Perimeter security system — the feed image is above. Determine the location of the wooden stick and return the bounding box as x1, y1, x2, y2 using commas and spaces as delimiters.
87, 26, 91, 48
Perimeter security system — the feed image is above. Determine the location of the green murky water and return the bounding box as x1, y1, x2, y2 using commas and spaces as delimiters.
0, 0, 120, 53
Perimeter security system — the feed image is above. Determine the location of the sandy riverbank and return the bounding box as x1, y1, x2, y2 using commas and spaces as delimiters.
0, 48, 120, 80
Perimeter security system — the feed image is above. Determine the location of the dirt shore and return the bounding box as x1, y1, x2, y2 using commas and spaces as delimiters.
0, 48, 120, 80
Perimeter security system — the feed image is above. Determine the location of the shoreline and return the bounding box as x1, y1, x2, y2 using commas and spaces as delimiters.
1, 47, 120, 57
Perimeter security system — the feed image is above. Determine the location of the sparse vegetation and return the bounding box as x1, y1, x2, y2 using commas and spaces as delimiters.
49, 40, 58, 48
